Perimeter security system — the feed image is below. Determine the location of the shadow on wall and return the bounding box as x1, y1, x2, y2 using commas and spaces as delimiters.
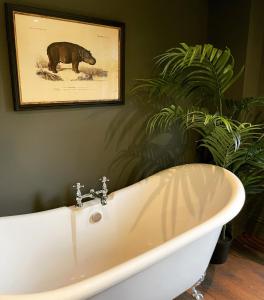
104, 93, 198, 190
33, 186, 73, 212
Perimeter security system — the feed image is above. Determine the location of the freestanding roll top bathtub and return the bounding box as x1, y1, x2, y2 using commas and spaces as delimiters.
0, 164, 245, 300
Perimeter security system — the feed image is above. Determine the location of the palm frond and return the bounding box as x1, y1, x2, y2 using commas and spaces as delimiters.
147, 105, 238, 137
119, 42, 264, 198
202, 122, 263, 171
224, 96, 264, 120
146, 104, 185, 134
132, 43, 244, 112
238, 167, 264, 194
148, 103, 263, 173
155, 43, 244, 113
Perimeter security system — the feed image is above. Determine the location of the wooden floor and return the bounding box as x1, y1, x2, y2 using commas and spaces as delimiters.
175, 248, 264, 300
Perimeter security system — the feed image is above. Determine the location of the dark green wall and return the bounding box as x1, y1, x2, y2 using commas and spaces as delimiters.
243, 0, 264, 97
208, 0, 264, 238
207, 0, 251, 99
0, 0, 208, 216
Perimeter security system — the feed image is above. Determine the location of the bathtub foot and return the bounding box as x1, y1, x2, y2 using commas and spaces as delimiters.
191, 273, 205, 300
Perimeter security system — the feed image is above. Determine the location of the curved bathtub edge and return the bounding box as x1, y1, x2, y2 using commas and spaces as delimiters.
0, 164, 246, 300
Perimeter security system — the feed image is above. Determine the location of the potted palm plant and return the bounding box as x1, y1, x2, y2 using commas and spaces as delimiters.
133, 43, 264, 263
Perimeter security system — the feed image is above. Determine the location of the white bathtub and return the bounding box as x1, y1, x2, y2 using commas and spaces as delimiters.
0, 164, 245, 300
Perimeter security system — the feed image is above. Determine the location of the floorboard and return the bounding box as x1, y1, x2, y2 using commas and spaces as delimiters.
175, 248, 264, 300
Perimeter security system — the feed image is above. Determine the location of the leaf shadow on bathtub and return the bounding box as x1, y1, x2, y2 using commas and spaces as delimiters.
179, 165, 227, 221
128, 165, 228, 243
129, 170, 176, 242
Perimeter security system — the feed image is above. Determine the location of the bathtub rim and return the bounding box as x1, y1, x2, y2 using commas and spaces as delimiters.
0, 163, 245, 300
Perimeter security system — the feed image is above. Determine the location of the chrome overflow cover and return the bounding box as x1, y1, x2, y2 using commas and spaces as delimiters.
90, 212, 102, 223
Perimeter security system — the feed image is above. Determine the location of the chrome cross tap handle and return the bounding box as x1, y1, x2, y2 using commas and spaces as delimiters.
100, 176, 110, 183
99, 177, 109, 205
73, 183, 84, 208
100, 176, 109, 192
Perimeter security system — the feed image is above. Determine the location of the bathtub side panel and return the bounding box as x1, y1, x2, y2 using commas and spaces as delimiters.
0, 208, 75, 294
89, 228, 221, 300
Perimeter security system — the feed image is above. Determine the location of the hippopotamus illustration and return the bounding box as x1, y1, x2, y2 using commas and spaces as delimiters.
47, 42, 96, 73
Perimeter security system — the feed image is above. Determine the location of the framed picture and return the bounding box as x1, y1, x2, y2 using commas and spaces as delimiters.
5, 3, 125, 110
